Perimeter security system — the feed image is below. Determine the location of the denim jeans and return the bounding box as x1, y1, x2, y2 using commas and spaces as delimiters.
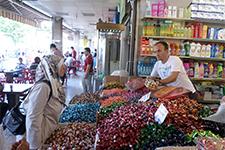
82, 74, 93, 93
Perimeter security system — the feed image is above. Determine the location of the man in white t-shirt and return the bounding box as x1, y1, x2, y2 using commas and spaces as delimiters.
150, 41, 196, 95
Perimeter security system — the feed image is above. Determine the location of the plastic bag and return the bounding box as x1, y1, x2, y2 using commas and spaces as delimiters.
125, 78, 145, 91
197, 137, 225, 150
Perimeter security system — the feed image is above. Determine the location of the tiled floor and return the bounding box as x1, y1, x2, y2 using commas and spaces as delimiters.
64, 71, 84, 104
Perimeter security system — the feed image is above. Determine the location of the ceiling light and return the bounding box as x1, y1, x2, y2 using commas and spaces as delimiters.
82, 12, 95, 17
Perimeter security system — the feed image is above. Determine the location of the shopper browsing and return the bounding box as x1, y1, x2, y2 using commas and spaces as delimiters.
18, 55, 66, 149
149, 41, 196, 95
82, 47, 93, 93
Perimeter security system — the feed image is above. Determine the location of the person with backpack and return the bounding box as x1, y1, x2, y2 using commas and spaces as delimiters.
14, 54, 66, 149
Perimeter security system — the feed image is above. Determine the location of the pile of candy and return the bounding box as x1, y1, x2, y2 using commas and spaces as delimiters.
144, 78, 159, 90
98, 102, 126, 118
103, 82, 125, 90
156, 96, 204, 133
97, 103, 157, 149
100, 96, 126, 108
45, 123, 96, 149
102, 88, 126, 97
136, 123, 189, 149
70, 92, 100, 104
59, 103, 100, 123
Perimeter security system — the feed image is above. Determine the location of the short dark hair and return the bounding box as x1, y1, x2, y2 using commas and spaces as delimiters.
71, 46, 74, 49
155, 41, 169, 50
34, 57, 41, 63
50, 43, 56, 49
84, 47, 91, 53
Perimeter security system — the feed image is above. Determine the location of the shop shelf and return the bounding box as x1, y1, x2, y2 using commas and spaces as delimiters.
142, 16, 225, 25
190, 78, 225, 82
142, 16, 194, 22
179, 56, 225, 62
142, 36, 225, 44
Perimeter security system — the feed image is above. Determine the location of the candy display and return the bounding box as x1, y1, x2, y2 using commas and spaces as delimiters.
103, 82, 125, 90
59, 103, 100, 123
135, 123, 190, 150
125, 78, 145, 91
100, 96, 126, 108
45, 123, 96, 149
69, 92, 100, 104
122, 87, 150, 103
102, 88, 126, 97
144, 78, 159, 90
96, 104, 157, 149
156, 96, 203, 133
198, 106, 213, 118
99, 102, 126, 118
197, 137, 225, 150
187, 130, 220, 144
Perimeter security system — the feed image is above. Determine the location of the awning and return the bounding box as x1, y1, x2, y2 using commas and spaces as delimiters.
0, 0, 50, 26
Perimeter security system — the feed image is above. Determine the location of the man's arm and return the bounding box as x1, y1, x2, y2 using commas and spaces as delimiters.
85, 64, 91, 79
159, 71, 179, 84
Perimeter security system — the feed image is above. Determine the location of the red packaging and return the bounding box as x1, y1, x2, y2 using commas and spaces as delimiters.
198, 23, 203, 39
194, 23, 199, 38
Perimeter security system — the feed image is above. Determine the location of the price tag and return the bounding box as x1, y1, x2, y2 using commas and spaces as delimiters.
154, 104, 168, 124
139, 92, 151, 102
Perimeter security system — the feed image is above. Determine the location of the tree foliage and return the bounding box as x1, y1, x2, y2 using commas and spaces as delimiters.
0, 17, 32, 44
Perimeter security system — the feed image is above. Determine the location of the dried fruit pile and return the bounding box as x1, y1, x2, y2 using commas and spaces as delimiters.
70, 92, 100, 104
156, 96, 204, 133
59, 103, 100, 123
45, 123, 96, 149
96, 103, 157, 149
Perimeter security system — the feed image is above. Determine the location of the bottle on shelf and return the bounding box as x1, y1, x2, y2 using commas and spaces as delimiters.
194, 62, 199, 78
199, 62, 204, 78
205, 44, 211, 58
189, 61, 194, 77
190, 42, 196, 56
209, 63, 214, 78
184, 42, 190, 56
213, 64, 218, 78
195, 43, 201, 57
200, 44, 206, 57
217, 63, 223, 78
204, 62, 209, 78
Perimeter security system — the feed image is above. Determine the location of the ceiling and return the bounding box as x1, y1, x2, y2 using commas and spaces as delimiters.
24, 0, 119, 36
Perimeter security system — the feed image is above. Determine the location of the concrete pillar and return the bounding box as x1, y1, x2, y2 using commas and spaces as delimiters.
52, 16, 63, 51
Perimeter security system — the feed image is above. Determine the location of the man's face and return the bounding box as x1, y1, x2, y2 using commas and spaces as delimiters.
84, 50, 88, 56
154, 43, 168, 61
51, 47, 56, 52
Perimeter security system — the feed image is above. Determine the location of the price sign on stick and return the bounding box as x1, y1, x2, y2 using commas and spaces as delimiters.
139, 92, 151, 102
154, 104, 169, 124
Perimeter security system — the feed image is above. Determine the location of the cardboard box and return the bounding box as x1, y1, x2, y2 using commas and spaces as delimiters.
103, 76, 141, 86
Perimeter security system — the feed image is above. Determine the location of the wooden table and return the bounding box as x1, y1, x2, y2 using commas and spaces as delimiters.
3, 83, 33, 109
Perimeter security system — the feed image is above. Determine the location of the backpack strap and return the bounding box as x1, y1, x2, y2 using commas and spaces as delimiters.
40, 80, 52, 102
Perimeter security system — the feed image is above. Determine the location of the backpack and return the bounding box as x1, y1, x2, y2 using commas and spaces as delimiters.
2, 79, 52, 135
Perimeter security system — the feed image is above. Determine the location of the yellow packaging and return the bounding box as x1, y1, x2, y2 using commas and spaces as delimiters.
202, 25, 208, 39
